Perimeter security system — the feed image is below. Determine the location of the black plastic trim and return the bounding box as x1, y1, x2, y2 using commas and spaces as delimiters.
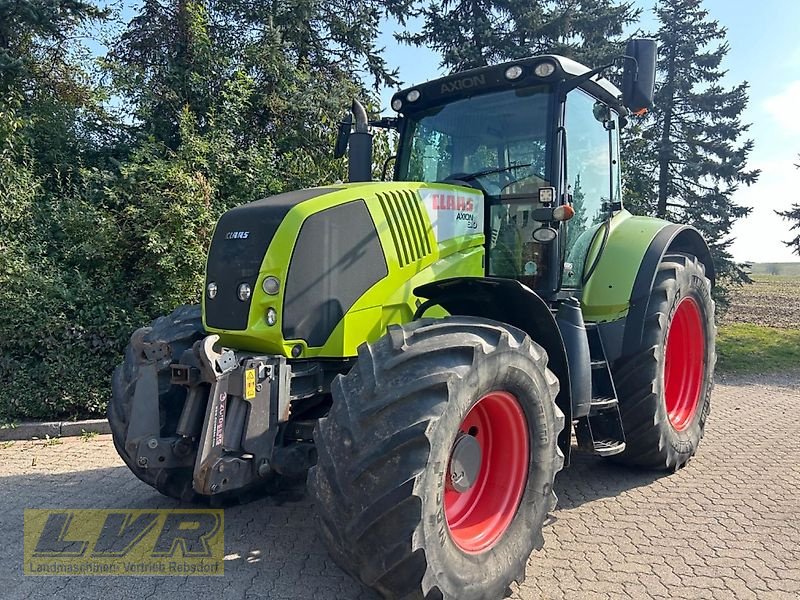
282, 200, 388, 348
614, 225, 714, 363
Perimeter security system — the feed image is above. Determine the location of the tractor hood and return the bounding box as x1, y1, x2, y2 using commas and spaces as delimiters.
202, 182, 486, 358
204, 187, 342, 331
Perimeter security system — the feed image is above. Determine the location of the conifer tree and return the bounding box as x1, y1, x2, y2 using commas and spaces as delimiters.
391, 0, 639, 73
111, 0, 397, 150
776, 156, 800, 255
623, 0, 759, 299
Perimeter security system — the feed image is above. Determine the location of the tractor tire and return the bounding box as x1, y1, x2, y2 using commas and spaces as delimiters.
308, 317, 564, 600
612, 253, 716, 470
108, 304, 206, 502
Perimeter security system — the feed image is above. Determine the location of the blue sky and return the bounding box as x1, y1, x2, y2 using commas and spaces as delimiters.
377, 1, 800, 263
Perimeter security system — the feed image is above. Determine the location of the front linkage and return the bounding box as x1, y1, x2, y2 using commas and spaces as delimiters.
123, 331, 346, 497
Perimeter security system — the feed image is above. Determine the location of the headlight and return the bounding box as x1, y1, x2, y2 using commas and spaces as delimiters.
406, 89, 420, 102
237, 283, 251, 302
534, 61, 556, 77
504, 65, 523, 80
533, 227, 557, 243
207, 282, 218, 299
262, 276, 280, 295
391, 98, 403, 111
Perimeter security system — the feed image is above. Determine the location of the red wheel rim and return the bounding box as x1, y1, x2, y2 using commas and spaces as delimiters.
664, 296, 706, 431
444, 391, 529, 553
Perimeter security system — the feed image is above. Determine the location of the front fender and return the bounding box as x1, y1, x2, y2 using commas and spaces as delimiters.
414, 277, 572, 463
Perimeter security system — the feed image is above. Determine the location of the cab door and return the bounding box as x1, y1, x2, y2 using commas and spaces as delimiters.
561, 88, 623, 289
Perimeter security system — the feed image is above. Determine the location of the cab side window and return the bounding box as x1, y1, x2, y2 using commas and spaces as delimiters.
563, 89, 617, 288
406, 125, 454, 181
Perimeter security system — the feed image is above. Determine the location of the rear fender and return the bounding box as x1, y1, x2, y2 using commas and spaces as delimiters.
618, 225, 714, 363
414, 277, 572, 462
580, 212, 714, 365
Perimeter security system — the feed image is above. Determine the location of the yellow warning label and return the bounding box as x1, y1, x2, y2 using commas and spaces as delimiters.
244, 368, 256, 400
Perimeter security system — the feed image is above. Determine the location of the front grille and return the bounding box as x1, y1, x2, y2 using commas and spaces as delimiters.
377, 190, 432, 267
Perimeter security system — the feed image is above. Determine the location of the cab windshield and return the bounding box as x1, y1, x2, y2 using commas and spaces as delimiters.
396, 86, 553, 196
397, 86, 555, 288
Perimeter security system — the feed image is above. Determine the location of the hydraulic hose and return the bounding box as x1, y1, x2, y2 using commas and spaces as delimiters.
581, 218, 611, 286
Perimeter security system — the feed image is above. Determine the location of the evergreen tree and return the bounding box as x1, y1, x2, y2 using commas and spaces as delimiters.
391, 0, 639, 73
776, 155, 800, 256
109, 1, 396, 185
1, 0, 400, 421
624, 0, 759, 300
99, 0, 402, 318
0, 0, 112, 175
566, 173, 587, 256
0, 0, 107, 94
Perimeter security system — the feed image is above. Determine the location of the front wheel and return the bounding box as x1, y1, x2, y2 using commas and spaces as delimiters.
612, 253, 716, 470
308, 317, 564, 600
108, 305, 205, 501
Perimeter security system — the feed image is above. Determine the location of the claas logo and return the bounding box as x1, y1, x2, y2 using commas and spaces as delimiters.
430, 193, 474, 212
24, 509, 224, 576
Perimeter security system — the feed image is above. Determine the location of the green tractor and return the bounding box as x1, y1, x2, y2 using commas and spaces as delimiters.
109, 39, 715, 599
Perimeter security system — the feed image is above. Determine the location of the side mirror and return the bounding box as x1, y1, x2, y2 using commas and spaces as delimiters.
622, 38, 657, 114
333, 114, 353, 159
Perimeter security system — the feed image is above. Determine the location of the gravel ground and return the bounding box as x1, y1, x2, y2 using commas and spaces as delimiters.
1, 376, 799, 599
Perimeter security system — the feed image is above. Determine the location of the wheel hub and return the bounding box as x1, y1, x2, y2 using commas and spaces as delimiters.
443, 391, 530, 554
447, 433, 482, 493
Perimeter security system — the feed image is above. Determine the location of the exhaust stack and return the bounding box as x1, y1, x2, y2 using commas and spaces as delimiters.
347, 99, 372, 182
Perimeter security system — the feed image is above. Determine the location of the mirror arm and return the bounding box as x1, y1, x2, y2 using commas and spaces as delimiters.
369, 117, 400, 130
561, 62, 615, 96
620, 54, 640, 79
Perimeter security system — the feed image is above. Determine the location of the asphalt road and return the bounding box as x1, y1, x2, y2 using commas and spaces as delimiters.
1, 374, 798, 600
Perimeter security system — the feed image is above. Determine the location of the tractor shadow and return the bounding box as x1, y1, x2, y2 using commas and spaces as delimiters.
552, 448, 668, 512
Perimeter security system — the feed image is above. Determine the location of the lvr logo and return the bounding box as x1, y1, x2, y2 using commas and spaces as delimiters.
24, 509, 224, 575
32, 511, 220, 557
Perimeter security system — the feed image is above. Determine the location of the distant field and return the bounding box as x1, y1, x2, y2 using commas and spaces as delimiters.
721, 274, 800, 329
749, 261, 800, 277
718, 274, 800, 373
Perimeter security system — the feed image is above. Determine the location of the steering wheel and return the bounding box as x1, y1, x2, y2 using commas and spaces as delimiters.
500, 170, 547, 194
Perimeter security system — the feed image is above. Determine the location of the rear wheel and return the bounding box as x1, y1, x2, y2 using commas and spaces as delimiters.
612, 253, 716, 470
308, 317, 564, 600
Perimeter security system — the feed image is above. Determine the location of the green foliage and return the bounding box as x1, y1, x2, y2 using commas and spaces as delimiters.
391, 0, 640, 72
0, 0, 394, 421
717, 323, 800, 374
0, 0, 108, 93
622, 0, 759, 309
0, 0, 769, 421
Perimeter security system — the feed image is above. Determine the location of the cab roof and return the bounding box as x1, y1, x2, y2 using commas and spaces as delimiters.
391, 55, 623, 114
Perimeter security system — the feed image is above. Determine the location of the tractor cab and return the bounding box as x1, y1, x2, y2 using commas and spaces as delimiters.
386, 49, 654, 298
